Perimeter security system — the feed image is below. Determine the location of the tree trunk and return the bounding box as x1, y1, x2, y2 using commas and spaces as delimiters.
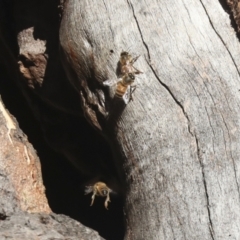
60, 0, 240, 239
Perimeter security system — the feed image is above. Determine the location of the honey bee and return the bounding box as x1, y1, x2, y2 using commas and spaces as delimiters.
85, 182, 112, 209
119, 51, 143, 76
103, 73, 136, 104
103, 51, 143, 103
115, 73, 136, 101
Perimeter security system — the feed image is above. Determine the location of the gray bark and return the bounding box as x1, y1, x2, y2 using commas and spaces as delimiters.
60, 0, 240, 239
0, 211, 104, 240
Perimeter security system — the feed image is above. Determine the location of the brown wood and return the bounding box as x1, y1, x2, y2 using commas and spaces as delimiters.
0, 97, 50, 214
60, 0, 240, 239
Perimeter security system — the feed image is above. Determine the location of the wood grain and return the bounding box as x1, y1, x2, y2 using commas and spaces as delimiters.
60, 0, 240, 239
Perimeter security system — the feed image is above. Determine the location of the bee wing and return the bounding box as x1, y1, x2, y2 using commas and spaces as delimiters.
109, 189, 117, 195
131, 55, 140, 64
102, 78, 117, 87
121, 86, 131, 104
132, 66, 143, 74
84, 186, 93, 195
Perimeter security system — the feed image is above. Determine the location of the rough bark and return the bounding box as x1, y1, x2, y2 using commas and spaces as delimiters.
60, 0, 240, 239
0, 97, 50, 215
0, 211, 104, 240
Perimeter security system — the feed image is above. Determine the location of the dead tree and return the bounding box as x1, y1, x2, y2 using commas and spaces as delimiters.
60, 0, 240, 239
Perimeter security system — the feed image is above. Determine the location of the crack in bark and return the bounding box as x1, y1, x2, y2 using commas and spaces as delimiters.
204, 107, 217, 157
167, 199, 176, 240
102, 0, 115, 40
127, 0, 151, 61
182, 0, 192, 23
148, 62, 195, 137
128, 0, 194, 137
181, 67, 201, 99
167, 197, 187, 240
128, 2, 217, 238
220, 112, 240, 202
195, 137, 215, 240
199, 0, 240, 77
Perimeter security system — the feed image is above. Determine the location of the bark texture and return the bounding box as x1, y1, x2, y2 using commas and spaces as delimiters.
0, 97, 50, 215
0, 212, 104, 240
60, 0, 240, 239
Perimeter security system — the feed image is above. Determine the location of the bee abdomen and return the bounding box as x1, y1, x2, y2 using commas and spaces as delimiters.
115, 90, 125, 98
115, 82, 128, 98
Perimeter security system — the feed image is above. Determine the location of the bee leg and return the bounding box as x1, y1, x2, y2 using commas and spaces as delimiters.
129, 85, 137, 102
132, 66, 143, 74
90, 190, 97, 206
131, 55, 140, 64
104, 192, 111, 210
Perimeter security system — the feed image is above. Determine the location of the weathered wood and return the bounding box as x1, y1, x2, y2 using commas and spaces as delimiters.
0, 211, 104, 240
0, 97, 50, 214
60, 0, 240, 239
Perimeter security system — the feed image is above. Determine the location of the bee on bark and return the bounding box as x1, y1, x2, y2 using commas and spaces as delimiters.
115, 72, 136, 101
119, 51, 143, 76
85, 182, 112, 209
103, 73, 136, 103
103, 51, 143, 103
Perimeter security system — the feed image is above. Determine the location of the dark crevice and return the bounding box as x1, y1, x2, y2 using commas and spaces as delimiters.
218, 0, 240, 39
199, 0, 240, 77
0, 212, 7, 220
